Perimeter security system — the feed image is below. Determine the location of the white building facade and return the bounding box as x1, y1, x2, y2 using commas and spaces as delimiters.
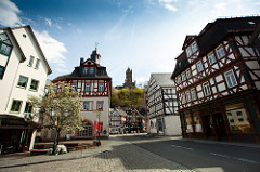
144, 73, 181, 136
0, 26, 52, 154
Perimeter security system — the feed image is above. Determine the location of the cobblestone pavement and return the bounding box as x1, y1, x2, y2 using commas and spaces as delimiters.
0, 135, 196, 172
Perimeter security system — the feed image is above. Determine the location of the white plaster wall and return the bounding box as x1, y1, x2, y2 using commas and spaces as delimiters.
81, 96, 110, 136
165, 115, 182, 136
5, 27, 49, 118
0, 30, 21, 114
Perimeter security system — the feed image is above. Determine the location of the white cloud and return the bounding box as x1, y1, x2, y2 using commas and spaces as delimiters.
44, 18, 52, 26
159, 0, 178, 2
0, 0, 21, 27
213, 2, 227, 14
34, 30, 67, 67
165, 4, 178, 12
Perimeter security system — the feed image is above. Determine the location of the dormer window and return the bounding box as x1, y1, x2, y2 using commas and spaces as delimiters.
191, 41, 198, 53
90, 67, 94, 75
83, 67, 88, 75
186, 47, 192, 57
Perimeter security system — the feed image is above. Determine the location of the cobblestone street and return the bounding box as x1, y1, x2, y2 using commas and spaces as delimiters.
0, 135, 195, 172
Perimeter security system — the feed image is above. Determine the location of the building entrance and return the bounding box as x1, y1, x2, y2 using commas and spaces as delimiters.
212, 113, 226, 140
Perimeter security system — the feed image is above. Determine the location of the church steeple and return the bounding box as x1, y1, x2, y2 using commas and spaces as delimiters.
90, 48, 101, 64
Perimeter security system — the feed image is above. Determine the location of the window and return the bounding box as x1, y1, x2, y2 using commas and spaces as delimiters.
10, 100, 23, 113
236, 111, 243, 116
90, 67, 94, 75
71, 83, 77, 91
83, 67, 88, 75
208, 52, 217, 65
0, 66, 4, 79
29, 79, 39, 91
35, 58, 40, 69
196, 61, 204, 72
99, 83, 104, 92
83, 102, 90, 110
0, 33, 12, 56
17, 76, 28, 89
203, 82, 211, 96
182, 73, 186, 81
238, 118, 244, 122
178, 76, 182, 84
191, 41, 198, 53
28, 56, 35, 67
216, 46, 225, 59
86, 83, 90, 92
191, 88, 197, 101
227, 113, 232, 116
224, 69, 237, 88
186, 47, 192, 57
186, 69, 191, 79
181, 93, 186, 104
24, 102, 32, 114
185, 90, 191, 102
97, 101, 103, 110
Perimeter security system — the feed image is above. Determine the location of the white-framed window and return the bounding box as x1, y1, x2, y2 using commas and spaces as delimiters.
216, 46, 225, 59
86, 83, 91, 92
10, 100, 23, 114
185, 90, 191, 102
83, 102, 90, 110
178, 76, 182, 84
28, 56, 35, 67
186, 69, 191, 79
99, 82, 104, 92
0, 33, 12, 56
29, 79, 39, 91
224, 69, 237, 88
191, 41, 198, 53
196, 61, 204, 72
90, 67, 94, 75
208, 52, 217, 65
181, 93, 186, 104
83, 67, 88, 75
35, 58, 40, 69
71, 83, 77, 91
186, 47, 192, 57
97, 101, 103, 110
17, 75, 28, 89
181, 73, 186, 81
191, 88, 197, 101
203, 82, 211, 96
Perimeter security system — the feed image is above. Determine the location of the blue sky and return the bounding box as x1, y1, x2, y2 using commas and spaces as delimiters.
0, 0, 260, 87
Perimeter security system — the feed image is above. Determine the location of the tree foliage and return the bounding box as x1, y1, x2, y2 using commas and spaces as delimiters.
111, 87, 144, 108
28, 82, 83, 133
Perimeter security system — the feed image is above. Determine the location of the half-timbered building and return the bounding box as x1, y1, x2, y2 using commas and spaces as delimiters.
52, 49, 112, 139
171, 16, 260, 142
145, 73, 181, 135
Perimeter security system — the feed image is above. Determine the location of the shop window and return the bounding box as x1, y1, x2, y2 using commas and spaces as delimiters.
193, 112, 203, 132
216, 46, 225, 59
17, 75, 28, 89
225, 103, 251, 133
10, 100, 23, 114
185, 114, 193, 133
29, 79, 39, 91
224, 69, 237, 88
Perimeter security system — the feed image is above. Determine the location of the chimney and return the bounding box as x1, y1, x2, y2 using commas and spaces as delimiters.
80, 57, 84, 64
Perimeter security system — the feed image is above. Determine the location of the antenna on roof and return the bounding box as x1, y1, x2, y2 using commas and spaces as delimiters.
95, 42, 99, 50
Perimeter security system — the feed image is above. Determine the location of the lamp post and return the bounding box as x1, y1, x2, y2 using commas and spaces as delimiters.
50, 108, 68, 155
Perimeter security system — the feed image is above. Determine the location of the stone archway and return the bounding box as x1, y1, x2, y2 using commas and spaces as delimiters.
76, 119, 94, 139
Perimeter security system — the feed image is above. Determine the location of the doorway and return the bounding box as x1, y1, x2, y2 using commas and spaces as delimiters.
212, 113, 226, 140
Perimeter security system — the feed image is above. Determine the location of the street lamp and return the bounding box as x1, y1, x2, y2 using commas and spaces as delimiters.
50, 108, 69, 155
50, 108, 58, 155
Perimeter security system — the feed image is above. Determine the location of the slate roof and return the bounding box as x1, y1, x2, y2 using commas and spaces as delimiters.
151, 72, 174, 87
171, 16, 260, 79
171, 52, 189, 79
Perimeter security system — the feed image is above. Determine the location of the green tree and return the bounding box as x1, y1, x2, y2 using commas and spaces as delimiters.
28, 82, 83, 135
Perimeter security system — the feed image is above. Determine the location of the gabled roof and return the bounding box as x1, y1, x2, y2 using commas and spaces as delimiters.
151, 72, 174, 87
197, 16, 260, 56
182, 35, 196, 50
171, 52, 189, 79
